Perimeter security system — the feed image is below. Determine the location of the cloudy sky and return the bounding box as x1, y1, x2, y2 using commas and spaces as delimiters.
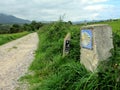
0, 0, 120, 21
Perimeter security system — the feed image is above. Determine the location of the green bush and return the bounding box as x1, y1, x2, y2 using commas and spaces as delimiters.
20, 20, 120, 90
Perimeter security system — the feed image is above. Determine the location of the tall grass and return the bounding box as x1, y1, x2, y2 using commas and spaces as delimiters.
20, 20, 120, 90
0, 31, 29, 45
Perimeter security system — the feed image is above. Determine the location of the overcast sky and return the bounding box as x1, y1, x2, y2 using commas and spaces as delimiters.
0, 0, 120, 21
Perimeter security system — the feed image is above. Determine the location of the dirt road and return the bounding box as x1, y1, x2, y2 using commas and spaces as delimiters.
0, 33, 39, 90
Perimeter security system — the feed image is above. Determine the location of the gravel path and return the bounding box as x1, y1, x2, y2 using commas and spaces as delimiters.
0, 33, 39, 90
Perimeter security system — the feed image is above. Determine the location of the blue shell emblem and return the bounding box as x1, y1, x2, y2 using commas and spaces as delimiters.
81, 29, 92, 49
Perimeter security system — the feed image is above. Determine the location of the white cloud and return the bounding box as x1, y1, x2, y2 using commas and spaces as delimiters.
84, 5, 105, 11
0, 0, 119, 21
81, 0, 108, 4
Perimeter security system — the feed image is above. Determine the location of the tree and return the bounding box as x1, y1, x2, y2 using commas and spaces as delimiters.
30, 21, 43, 31
68, 21, 72, 25
9, 24, 21, 33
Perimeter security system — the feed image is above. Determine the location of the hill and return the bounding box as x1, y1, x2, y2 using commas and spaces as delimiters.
0, 13, 31, 24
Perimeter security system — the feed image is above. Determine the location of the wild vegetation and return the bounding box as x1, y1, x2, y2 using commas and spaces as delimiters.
0, 21, 44, 45
0, 24, 11, 34
0, 31, 29, 45
0, 21, 43, 34
19, 19, 120, 90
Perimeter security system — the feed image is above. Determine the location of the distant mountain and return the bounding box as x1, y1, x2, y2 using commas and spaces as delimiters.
72, 20, 101, 24
0, 13, 31, 24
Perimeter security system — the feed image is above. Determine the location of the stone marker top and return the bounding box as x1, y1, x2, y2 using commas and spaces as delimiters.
64, 33, 71, 40
81, 24, 110, 29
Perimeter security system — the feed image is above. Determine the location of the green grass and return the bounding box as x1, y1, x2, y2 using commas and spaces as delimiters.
0, 31, 29, 45
89, 19, 120, 34
20, 20, 120, 90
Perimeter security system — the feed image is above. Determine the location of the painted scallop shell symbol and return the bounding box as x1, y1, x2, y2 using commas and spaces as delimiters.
81, 32, 91, 46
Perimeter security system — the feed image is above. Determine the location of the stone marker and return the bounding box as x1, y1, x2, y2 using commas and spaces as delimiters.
80, 24, 113, 72
63, 33, 71, 57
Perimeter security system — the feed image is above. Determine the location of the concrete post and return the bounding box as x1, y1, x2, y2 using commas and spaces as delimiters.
63, 33, 71, 57
80, 24, 113, 72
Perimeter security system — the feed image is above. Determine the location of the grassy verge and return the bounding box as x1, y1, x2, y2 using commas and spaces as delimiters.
0, 31, 29, 45
20, 20, 120, 90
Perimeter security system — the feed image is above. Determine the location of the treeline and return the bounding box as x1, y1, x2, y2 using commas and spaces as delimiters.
0, 21, 43, 34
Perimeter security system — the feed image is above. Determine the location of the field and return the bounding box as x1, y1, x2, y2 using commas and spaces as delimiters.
19, 20, 120, 90
0, 21, 43, 46
0, 31, 29, 45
